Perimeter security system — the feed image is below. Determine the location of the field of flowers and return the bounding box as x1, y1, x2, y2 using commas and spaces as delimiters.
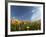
11, 19, 41, 31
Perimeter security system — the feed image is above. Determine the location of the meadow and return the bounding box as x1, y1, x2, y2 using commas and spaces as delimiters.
11, 19, 41, 31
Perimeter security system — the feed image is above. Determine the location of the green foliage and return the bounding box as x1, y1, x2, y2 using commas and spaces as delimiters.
11, 20, 41, 31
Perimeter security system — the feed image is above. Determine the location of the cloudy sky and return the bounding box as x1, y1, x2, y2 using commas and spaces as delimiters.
11, 5, 41, 21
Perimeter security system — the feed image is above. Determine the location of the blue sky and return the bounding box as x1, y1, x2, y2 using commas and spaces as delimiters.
11, 5, 41, 21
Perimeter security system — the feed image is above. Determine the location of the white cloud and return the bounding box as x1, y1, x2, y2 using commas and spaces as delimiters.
12, 17, 15, 19
31, 8, 41, 22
